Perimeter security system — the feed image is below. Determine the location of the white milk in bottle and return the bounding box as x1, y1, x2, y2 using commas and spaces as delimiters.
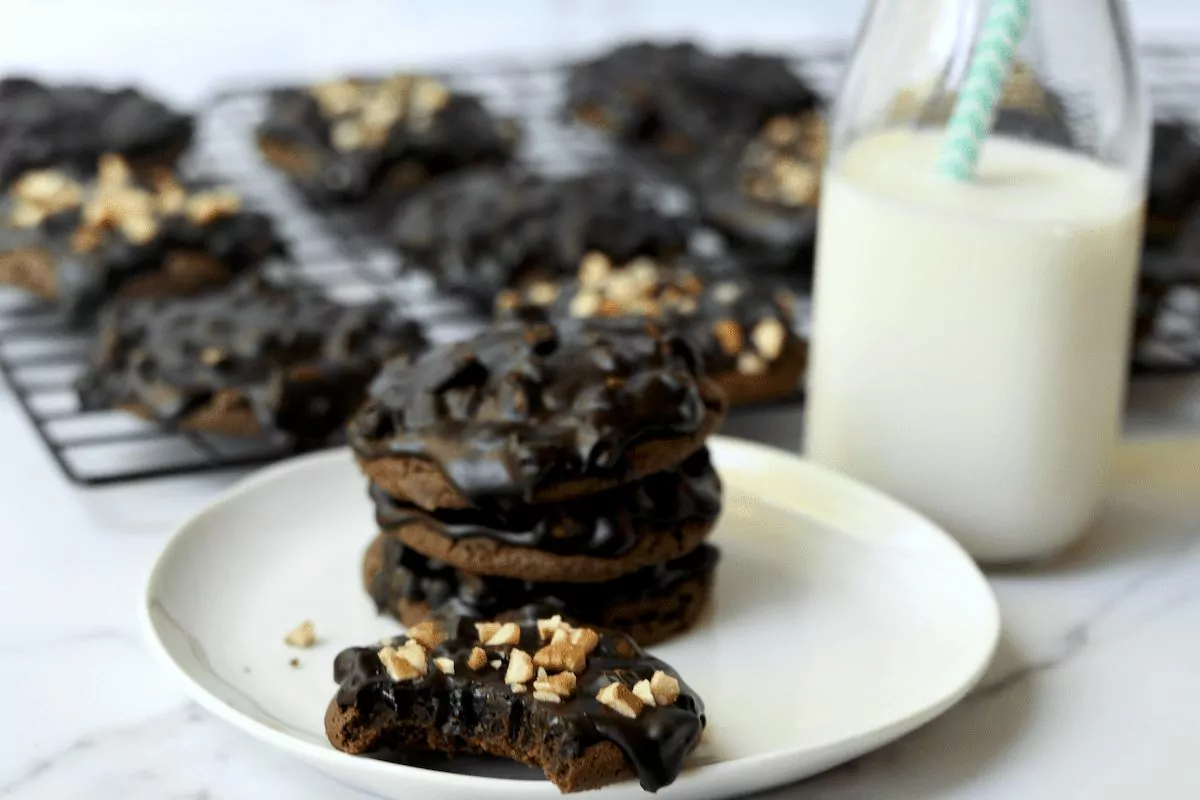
805, 129, 1143, 563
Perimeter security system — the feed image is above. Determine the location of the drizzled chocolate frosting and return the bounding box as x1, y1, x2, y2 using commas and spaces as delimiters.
372, 448, 721, 557
0, 77, 192, 187
348, 319, 723, 506
78, 272, 427, 443
369, 536, 720, 629
331, 607, 705, 791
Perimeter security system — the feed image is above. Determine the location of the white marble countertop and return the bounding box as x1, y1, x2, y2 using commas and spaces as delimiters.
3, 3, 1200, 799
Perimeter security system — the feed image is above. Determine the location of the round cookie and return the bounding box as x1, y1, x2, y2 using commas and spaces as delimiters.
691, 110, 826, 275
390, 167, 701, 309
256, 74, 518, 204
327, 606, 706, 793
565, 40, 819, 157
347, 318, 727, 511
77, 272, 427, 444
372, 447, 720, 581
363, 535, 719, 647
496, 254, 806, 407
0, 156, 286, 322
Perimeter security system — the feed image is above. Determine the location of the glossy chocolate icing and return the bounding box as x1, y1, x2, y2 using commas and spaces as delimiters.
0, 77, 192, 187
372, 447, 720, 557
332, 607, 706, 792
348, 319, 721, 506
77, 272, 427, 442
370, 537, 720, 626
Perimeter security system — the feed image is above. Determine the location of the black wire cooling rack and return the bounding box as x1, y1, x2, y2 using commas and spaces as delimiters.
1, 42, 1199, 486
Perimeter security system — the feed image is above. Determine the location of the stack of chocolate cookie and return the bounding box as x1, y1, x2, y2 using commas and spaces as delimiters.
347, 317, 728, 646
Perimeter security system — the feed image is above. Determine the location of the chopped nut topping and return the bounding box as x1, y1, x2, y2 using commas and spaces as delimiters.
119, 213, 158, 244
597, 298, 624, 317
504, 648, 535, 685
569, 627, 600, 655
579, 251, 612, 285
526, 281, 559, 306
495, 288, 521, 311
773, 158, 818, 206
490, 659, 503, 670
632, 679, 656, 707
475, 622, 502, 643
406, 621, 447, 651
186, 191, 242, 225
467, 646, 488, 671
533, 670, 577, 699
649, 670, 681, 706
533, 691, 563, 704
433, 657, 455, 675
751, 318, 786, 361
199, 347, 226, 366
712, 319, 744, 356
411, 77, 451, 114
537, 615, 567, 641
331, 118, 366, 151
284, 620, 316, 648
309, 79, 363, 117
737, 351, 768, 375
763, 114, 802, 148
9, 203, 46, 229
482, 622, 521, 647
534, 642, 587, 673
713, 281, 742, 305
511, 682, 528, 694
596, 682, 644, 719
569, 290, 601, 318
394, 640, 428, 675
98, 154, 131, 186
378, 646, 422, 682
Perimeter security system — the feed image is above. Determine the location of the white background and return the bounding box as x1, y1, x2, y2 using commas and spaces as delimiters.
0, 0, 1197, 103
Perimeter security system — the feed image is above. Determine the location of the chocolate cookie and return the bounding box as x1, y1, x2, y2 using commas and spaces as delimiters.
0, 155, 286, 322
692, 110, 825, 274
77, 273, 427, 443
390, 167, 701, 308
496, 253, 805, 406
566, 41, 819, 156
364, 536, 718, 646
326, 609, 705, 792
348, 318, 726, 510
372, 447, 720, 581
0, 77, 192, 188
1147, 121, 1200, 246
257, 74, 519, 204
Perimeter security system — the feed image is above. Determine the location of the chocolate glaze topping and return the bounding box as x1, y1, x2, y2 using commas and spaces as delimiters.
78, 273, 428, 442
390, 167, 700, 307
332, 607, 706, 791
348, 319, 722, 506
0, 77, 192, 187
371, 537, 720, 627
257, 75, 518, 203
372, 448, 720, 557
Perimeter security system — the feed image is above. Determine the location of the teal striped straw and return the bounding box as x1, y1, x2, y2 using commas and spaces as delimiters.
936, 0, 1033, 181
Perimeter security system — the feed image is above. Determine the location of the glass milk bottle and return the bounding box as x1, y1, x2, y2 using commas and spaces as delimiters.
805, 0, 1151, 563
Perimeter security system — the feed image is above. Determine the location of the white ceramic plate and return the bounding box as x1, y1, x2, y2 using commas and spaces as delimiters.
143, 436, 1000, 800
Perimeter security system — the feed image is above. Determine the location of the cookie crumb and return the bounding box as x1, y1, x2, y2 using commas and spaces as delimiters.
284, 620, 317, 648
289, 658, 301, 669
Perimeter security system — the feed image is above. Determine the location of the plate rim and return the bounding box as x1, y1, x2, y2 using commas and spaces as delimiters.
141, 435, 1001, 796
